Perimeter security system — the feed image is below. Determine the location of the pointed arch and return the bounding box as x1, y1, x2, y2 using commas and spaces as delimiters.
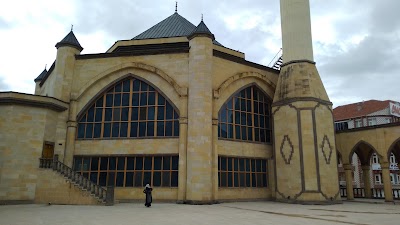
76, 76, 180, 139
217, 84, 272, 143
388, 137, 400, 163
349, 140, 380, 166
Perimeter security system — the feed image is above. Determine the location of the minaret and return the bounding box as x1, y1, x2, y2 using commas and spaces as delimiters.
272, 0, 340, 203
185, 19, 215, 204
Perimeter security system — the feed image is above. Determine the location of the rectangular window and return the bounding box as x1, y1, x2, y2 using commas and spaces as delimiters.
218, 156, 268, 188
355, 119, 362, 128
73, 155, 178, 188
374, 174, 381, 184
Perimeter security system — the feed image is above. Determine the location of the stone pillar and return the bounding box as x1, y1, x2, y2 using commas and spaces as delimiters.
177, 95, 188, 203
381, 162, 393, 202
64, 100, 77, 167
186, 30, 214, 204
212, 118, 219, 202
273, 0, 340, 204
361, 165, 372, 198
343, 164, 354, 200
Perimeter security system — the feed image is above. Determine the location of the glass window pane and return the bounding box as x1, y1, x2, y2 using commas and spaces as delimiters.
234, 158, 239, 171
108, 157, 116, 170
221, 157, 227, 171
82, 158, 90, 171
264, 173, 268, 187
234, 173, 239, 187
112, 123, 119, 137
77, 124, 85, 138
157, 106, 165, 120
157, 122, 164, 136
251, 159, 256, 172
172, 156, 178, 170
127, 157, 134, 170
235, 125, 241, 139
149, 86, 155, 91
162, 172, 170, 187
240, 173, 245, 187
96, 97, 103, 107
93, 123, 101, 138
116, 172, 124, 187
228, 158, 232, 171
140, 82, 148, 91
148, 92, 155, 105
241, 112, 246, 125
123, 80, 130, 92
260, 129, 266, 142
106, 94, 113, 107
246, 87, 251, 98
115, 83, 122, 92
154, 157, 162, 170
247, 100, 251, 112
85, 124, 93, 138
134, 172, 142, 187
234, 98, 240, 110
91, 157, 99, 170
220, 108, 227, 122
246, 173, 251, 187
153, 172, 161, 187
227, 100, 233, 109
158, 95, 165, 105
260, 116, 265, 128
130, 122, 138, 137
241, 99, 246, 111
135, 157, 143, 170
257, 173, 263, 187
114, 94, 121, 106
139, 122, 146, 137
148, 107, 155, 120
239, 158, 245, 171
117, 157, 125, 170
121, 108, 129, 121
166, 103, 173, 120
131, 107, 138, 121
259, 102, 264, 114
173, 121, 179, 136
228, 172, 233, 187
163, 156, 171, 170
103, 123, 111, 137
245, 159, 250, 171
221, 172, 227, 187
113, 108, 121, 121
228, 124, 233, 138
165, 121, 173, 136
143, 172, 151, 186
235, 111, 240, 124
122, 93, 130, 106
144, 157, 152, 170
87, 107, 94, 122
133, 80, 140, 91
248, 127, 253, 141
254, 102, 259, 113
139, 108, 147, 120
252, 173, 256, 187
125, 172, 134, 187
256, 160, 261, 172
95, 108, 102, 122
105, 109, 112, 121
140, 93, 147, 106
99, 172, 107, 186
90, 172, 98, 184
171, 171, 178, 187
247, 114, 252, 126
118, 122, 127, 137
100, 157, 108, 170
221, 123, 227, 138
132, 93, 139, 106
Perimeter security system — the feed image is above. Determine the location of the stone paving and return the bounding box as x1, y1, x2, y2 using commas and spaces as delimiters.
0, 201, 399, 225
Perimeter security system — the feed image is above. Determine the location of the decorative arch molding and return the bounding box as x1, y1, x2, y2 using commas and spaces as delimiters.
213, 72, 276, 100
74, 62, 187, 101
348, 140, 381, 165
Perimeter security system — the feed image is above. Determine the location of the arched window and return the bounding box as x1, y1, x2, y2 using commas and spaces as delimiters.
77, 77, 179, 139
218, 85, 271, 143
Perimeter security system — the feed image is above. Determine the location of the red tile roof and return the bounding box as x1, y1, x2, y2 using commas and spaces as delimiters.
333, 100, 397, 121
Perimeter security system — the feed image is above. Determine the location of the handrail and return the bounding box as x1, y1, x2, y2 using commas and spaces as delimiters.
39, 155, 114, 205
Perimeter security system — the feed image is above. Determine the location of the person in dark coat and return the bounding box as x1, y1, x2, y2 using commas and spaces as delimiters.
143, 184, 153, 207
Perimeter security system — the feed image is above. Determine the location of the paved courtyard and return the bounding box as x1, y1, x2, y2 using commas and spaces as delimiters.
0, 201, 399, 225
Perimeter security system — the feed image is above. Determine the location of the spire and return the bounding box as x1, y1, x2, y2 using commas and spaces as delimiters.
55, 30, 83, 52
175, 1, 178, 13
188, 18, 215, 40
34, 67, 48, 82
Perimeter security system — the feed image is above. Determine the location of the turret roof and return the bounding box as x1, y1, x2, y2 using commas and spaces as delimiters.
34, 68, 48, 82
55, 31, 83, 51
188, 20, 215, 40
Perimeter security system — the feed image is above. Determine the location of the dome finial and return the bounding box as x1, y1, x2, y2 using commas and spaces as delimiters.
201, 14, 203, 21
71, 24, 73, 31
175, 1, 178, 13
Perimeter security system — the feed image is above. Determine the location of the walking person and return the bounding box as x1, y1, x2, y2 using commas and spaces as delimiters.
143, 183, 153, 207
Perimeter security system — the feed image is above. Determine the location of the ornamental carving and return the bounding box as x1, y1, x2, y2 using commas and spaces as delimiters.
280, 135, 294, 164
320, 135, 333, 164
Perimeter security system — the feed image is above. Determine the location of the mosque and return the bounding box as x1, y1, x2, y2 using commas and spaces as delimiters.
0, 0, 341, 205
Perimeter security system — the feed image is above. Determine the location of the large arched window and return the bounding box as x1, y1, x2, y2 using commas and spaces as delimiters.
77, 77, 179, 139
218, 85, 271, 143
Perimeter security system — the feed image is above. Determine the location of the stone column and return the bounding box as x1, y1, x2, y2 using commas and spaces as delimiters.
177, 95, 188, 203
64, 100, 77, 167
343, 164, 354, 200
381, 162, 393, 202
212, 118, 219, 202
361, 165, 372, 198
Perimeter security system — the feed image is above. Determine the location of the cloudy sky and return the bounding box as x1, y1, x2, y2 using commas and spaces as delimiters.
0, 0, 399, 108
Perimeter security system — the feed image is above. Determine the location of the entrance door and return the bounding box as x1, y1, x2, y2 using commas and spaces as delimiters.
42, 143, 54, 159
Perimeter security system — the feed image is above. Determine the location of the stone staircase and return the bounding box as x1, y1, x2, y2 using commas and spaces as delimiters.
39, 156, 114, 206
